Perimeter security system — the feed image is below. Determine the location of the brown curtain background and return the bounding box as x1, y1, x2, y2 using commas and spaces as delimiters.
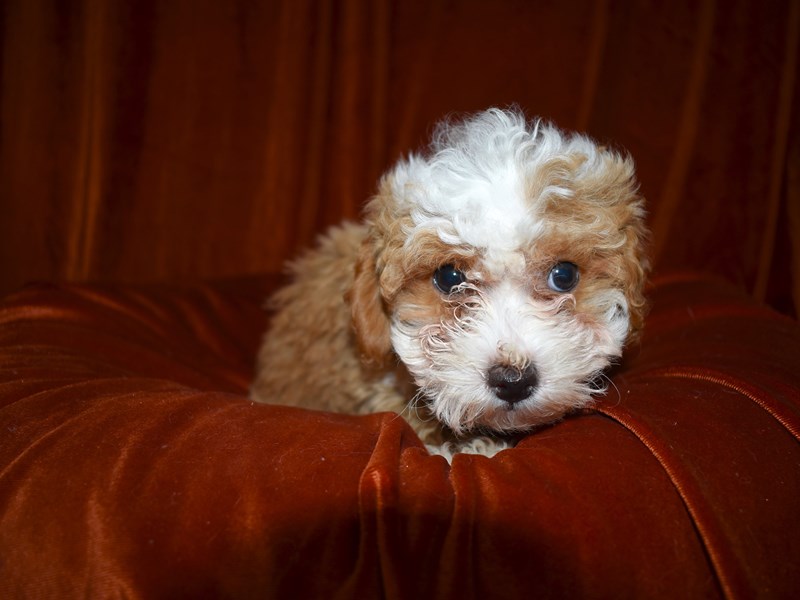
2, 0, 798, 315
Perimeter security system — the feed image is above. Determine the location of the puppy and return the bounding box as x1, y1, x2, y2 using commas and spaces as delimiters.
251, 108, 649, 459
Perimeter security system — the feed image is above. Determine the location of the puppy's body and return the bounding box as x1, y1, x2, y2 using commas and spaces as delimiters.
252, 108, 648, 458
251, 223, 446, 446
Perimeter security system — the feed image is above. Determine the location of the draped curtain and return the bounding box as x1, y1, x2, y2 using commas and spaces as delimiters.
2, 0, 798, 314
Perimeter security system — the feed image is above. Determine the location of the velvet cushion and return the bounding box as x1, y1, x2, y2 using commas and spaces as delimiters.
1, 273, 798, 597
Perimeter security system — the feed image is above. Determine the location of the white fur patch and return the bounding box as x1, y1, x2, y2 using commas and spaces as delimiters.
392, 280, 626, 435
389, 108, 601, 276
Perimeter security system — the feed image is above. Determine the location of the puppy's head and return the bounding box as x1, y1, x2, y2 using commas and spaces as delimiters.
349, 108, 649, 435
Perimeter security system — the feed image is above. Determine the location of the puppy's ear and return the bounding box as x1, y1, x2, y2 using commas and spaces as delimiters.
591, 150, 651, 342
347, 238, 393, 367
622, 213, 651, 341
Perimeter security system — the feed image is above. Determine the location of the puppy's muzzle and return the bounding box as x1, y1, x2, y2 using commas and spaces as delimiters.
487, 364, 538, 405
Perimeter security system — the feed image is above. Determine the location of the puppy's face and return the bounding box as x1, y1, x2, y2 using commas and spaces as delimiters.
349, 109, 648, 436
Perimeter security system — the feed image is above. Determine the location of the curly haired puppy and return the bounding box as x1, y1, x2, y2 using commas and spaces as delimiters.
251, 108, 649, 459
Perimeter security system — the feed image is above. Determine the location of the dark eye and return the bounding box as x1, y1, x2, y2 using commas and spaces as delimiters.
547, 261, 580, 292
433, 264, 466, 294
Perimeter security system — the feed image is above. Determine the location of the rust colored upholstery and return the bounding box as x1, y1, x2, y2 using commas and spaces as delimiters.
1, 273, 799, 597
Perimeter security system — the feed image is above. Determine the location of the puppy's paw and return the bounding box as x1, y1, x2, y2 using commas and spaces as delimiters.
426, 437, 514, 462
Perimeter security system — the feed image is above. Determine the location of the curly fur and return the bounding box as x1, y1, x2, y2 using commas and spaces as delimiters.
251, 108, 650, 460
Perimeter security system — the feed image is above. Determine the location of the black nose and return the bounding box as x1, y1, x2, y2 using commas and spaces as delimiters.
487, 364, 538, 404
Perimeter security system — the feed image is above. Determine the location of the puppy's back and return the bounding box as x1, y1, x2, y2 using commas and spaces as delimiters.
251, 223, 375, 412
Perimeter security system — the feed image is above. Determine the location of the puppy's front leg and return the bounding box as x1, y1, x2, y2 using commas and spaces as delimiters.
426, 437, 514, 462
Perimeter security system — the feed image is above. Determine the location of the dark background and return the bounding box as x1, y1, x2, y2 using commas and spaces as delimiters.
1, 0, 798, 314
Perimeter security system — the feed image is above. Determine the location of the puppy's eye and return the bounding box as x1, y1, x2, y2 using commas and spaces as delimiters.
433, 264, 466, 294
547, 261, 580, 292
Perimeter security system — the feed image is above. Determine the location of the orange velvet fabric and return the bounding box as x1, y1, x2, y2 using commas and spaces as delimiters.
1, 0, 799, 314
1, 274, 798, 597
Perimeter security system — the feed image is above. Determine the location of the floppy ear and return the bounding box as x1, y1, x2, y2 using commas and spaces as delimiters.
620, 195, 651, 342
610, 154, 650, 340
592, 151, 651, 343
346, 237, 393, 367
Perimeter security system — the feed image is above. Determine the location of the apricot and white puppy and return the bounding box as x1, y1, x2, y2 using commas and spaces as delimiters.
251, 108, 649, 459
